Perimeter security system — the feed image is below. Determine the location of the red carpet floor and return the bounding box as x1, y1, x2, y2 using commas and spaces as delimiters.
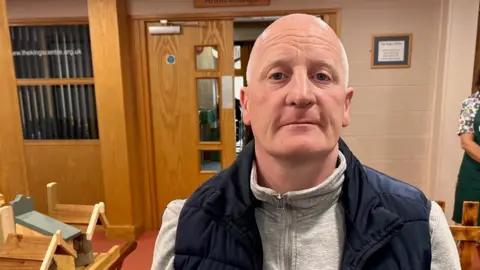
93, 231, 480, 269
92, 230, 158, 270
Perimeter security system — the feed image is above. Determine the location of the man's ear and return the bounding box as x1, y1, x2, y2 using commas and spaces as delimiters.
240, 87, 251, 126
342, 87, 354, 128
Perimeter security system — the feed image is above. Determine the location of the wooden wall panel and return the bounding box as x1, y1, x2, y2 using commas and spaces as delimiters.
121, 3, 145, 236
130, 20, 158, 229
88, 0, 144, 240
23, 141, 104, 214
0, 0, 28, 200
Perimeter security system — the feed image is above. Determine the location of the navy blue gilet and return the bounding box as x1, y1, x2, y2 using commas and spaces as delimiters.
174, 139, 432, 269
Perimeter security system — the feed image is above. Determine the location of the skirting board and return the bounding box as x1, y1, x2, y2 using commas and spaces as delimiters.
106, 223, 144, 241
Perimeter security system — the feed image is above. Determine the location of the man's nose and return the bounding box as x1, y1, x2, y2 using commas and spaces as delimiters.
285, 72, 316, 107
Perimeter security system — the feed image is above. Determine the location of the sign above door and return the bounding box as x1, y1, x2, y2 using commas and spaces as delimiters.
194, 0, 270, 8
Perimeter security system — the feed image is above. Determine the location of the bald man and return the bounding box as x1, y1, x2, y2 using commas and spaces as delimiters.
152, 14, 459, 270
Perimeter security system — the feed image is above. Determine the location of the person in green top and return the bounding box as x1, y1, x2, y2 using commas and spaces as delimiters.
453, 74, 480, 225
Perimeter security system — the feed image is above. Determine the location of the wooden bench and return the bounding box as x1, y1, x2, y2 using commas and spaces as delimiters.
55, 241, 137, 270
436, 200, 480, 270
0, 205, 78, 269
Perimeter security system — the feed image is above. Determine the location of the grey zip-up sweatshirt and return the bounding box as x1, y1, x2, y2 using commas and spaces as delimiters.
152, 152, 460, 269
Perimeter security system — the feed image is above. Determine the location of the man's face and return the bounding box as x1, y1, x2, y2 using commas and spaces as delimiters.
241, 19, 353, 159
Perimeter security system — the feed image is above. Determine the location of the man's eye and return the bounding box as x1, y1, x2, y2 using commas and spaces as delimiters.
270, 72, 287, 80
315, 73, 330, 81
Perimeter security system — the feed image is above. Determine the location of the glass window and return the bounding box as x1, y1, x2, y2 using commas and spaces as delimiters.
234, 45, 241, 70
10, 24, 98, 141
197, 78, 220, 142
195, 46, 218, 70
200, 150, 221, 172
10, 25, 93, 79
234, 76, 245, 152
18, 84, 98, 140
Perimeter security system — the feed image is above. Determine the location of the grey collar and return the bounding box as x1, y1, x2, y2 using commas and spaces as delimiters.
250, 151, 347, 215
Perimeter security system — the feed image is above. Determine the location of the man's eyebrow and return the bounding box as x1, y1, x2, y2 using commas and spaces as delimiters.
258, 58, 292, 78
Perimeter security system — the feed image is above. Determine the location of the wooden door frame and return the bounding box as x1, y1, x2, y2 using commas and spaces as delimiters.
131, 8, 340, 23
130, 8, 341, 229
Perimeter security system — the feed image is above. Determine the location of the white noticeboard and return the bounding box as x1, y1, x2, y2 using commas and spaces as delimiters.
377, 40, 405, 62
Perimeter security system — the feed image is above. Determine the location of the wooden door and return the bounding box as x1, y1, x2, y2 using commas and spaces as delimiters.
146, 20, 235, 216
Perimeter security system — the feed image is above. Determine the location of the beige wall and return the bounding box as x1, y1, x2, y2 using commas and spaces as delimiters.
6, 0, 479, 220
428, 0, 479, 221
340, 1, 440, 192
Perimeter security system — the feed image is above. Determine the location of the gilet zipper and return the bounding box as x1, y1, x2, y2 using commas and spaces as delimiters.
276, 193, 294, 270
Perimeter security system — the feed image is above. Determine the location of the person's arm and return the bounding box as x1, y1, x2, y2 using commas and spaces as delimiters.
151, 200, 185, 270
457, 97, 480, 162
429, 201, 461, 270
460, 133, 480, 163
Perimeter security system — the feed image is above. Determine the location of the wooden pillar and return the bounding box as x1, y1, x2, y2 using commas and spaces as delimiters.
0, 0, 28, 200
88, 0, 143, 240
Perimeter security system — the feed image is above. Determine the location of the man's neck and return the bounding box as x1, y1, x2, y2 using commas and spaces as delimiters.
254, 146, 339, 194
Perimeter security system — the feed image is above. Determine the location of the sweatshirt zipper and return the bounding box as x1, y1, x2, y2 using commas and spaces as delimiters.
276, 194, 293, 270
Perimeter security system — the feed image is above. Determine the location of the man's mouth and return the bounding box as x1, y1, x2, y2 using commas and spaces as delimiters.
284, 121, 318, 126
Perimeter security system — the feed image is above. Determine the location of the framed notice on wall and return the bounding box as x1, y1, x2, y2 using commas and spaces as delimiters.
371, 34, 412, 69
194, 0, 270, 8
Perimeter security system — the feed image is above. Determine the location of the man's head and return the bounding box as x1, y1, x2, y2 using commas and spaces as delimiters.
240, 14, 353, 161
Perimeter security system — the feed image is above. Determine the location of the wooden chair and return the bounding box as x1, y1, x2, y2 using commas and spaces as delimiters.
46, 183, 137, 268
436, 200, 480, 270
47, 182, 110, 238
